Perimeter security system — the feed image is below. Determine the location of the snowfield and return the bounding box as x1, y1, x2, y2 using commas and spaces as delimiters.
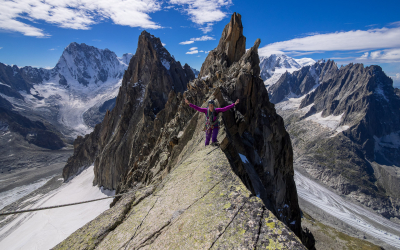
295, 171, 400, 248
0, 166, 114, 250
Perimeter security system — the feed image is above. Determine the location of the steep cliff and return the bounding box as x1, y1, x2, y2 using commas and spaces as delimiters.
60, 12, 310, 248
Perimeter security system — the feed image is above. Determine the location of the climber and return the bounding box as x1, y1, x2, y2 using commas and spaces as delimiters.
185, 98, 239, 146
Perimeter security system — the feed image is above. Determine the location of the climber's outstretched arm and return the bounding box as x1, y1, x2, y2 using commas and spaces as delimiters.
215, 99, 239, 112
185, 99, 207, 113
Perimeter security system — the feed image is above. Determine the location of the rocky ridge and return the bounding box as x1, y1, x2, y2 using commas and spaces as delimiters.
60, 12, 312, 248
273, 60, 400, 220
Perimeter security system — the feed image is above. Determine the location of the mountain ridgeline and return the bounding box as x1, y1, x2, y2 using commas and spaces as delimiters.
273, 59, 400, 220
59, 13, 312, 249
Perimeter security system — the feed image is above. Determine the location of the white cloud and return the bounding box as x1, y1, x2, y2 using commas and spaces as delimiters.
0, 47, 2, 49
179, 40, 195, 45
199, 23, 213, 33
179, 35, 215, 45
259, 26, 400, 57
191, 35, 215, 41
391, 73, 400, 86
189, 47, 198, 51
199, 50, 204, 52
170, 0, 232, 33
162, 43, 166, 46
0, 0, 162, 37
186, 50, 198, 54
359, 52, 369, 59
49, 48, 56, 51
356, 49, 400, 62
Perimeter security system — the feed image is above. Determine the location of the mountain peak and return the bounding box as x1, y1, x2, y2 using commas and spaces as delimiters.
217, 12, 246, 66
199, 12, 246, 77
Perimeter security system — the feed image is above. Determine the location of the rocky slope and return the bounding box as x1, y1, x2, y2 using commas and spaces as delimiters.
272, 60, 400, 221
60, 12, 312, 248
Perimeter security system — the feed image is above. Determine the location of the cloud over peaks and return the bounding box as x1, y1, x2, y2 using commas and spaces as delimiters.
0, 0, 162, 37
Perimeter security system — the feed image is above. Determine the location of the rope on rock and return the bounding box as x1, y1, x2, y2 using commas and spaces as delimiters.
0, 191, 134, 216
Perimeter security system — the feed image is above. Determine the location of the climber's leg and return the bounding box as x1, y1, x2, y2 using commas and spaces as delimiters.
205, 129, 211, 146
211, 127, 219, 143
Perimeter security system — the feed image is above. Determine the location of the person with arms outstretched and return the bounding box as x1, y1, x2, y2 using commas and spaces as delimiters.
185, 98, 239, 146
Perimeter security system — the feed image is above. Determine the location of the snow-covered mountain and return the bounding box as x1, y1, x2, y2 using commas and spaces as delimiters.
0, 43, 134, 140
191, 67, 199, 78
54, 42, 133, 86
259, 54, 315, 89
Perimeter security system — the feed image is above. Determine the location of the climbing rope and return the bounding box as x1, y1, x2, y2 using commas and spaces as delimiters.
0, 191, 133, 216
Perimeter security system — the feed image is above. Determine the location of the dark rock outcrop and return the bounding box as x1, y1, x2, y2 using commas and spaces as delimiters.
0, 106, 64, 149
395, 87, 400, 98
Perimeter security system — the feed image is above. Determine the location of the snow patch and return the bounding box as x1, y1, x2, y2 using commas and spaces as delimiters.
0, 177, 52, 210
305, 111, 343, 130
374, 131, 400, 152
375, 85, 389, 102
0, 165, 114, 250
294, 58, 316, 67
239, 153, 249, 164
0, 82, 11, 88
161, 59, 170, 71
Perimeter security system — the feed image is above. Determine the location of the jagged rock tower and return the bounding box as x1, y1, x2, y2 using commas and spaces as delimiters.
58, 13, 310, 249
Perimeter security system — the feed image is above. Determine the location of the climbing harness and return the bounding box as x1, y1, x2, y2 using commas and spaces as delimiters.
203, 107, 220, 132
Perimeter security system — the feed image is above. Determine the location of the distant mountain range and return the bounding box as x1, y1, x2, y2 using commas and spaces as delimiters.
269, 58, 400, 221
0, 42, 198, 143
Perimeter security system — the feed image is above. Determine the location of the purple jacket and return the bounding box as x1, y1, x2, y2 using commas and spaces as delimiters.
189, 103, 235, 123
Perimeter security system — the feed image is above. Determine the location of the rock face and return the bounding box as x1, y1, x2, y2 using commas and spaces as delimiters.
0, 102, 64, 150
61, 13, 310, 248
199, 12, 246, 77
54, 43, 133, 86
273, 61, 400, 220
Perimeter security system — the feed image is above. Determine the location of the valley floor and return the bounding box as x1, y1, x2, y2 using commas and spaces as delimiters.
296, 167, 400, 250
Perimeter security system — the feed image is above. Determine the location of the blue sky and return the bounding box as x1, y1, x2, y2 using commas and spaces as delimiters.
0, 0, 399, 86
